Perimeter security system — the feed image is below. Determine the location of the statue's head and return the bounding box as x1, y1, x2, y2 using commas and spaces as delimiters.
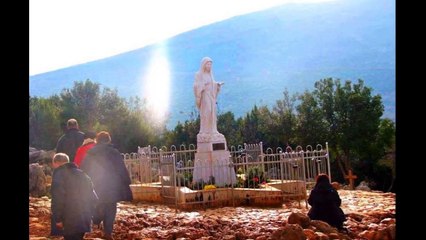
200, 57, 213, 72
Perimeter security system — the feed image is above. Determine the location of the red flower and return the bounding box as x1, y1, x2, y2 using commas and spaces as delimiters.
253, 177, 259, 182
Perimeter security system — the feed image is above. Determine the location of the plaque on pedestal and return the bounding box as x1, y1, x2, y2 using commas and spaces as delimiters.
193, 133, 236, 187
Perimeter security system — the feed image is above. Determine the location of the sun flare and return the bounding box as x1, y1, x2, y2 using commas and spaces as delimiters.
142, 47, 171, 122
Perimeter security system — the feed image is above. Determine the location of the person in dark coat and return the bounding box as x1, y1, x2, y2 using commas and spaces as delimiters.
50, 153, 98, 240
308, 173, 346, 230
81, 131, 133, 240
56, 119, 85, 163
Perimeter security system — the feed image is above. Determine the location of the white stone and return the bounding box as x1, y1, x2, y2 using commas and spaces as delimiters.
192, 57, 236, 186
193, 150, 236, 187
193, 57, 223, 134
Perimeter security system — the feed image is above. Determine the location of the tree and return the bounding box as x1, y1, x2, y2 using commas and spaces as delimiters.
217, 111, 243, 147
165, 119, 199, 147
98, 91, 154, 153
313, 78, 384, 183
241, 105, 263, 144
295, 91, 328, 146
29, 96, 62, 149
376, 118, 395, 191
98, 87, 129, 130
270, 89, 297, 148
59, 79, 101, 131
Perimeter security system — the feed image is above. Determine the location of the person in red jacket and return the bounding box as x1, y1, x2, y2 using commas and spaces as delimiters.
74, 131, 96, 167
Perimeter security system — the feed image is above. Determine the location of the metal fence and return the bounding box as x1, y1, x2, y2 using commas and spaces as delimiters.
123, 142, 330, 208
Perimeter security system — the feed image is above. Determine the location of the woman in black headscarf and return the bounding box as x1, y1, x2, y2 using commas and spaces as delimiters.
308, 174, 346, 229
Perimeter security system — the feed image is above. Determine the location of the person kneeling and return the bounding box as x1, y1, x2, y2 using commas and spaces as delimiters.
308, 174, 346, 230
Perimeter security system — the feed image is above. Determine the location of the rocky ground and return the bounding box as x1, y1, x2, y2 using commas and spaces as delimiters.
29, 190, 395, 240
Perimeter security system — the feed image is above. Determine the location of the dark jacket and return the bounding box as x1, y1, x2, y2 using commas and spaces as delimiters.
51, 163, 98, 235
81, 143, 133, 203
308, 181, 346, 228
56, 128, 85, 162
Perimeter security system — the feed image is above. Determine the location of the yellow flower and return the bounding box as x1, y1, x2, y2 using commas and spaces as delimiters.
203, 184, 216, 190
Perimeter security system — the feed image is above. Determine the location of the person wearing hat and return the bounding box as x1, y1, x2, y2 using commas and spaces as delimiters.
74, 131, 96, 167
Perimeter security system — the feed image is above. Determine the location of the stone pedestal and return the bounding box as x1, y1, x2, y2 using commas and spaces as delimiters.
193, 133, 236, 187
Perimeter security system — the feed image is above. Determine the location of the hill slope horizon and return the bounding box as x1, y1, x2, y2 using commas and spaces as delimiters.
30, 0, 395, 128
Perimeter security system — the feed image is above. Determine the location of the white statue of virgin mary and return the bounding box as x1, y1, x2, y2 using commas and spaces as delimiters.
193, 57, 224, 134
192, 57, 235, 186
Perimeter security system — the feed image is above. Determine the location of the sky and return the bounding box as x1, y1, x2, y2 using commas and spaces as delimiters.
30, 0, 333, 76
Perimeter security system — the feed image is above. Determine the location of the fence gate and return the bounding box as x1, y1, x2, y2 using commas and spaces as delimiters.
159, 152, 177, 206
303, 144, 331, 188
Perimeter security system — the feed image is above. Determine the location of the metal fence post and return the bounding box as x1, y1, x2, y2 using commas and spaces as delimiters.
326, 142, 331, 181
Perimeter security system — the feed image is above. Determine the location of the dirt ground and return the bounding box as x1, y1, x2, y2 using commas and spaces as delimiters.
29, 190, 395, 240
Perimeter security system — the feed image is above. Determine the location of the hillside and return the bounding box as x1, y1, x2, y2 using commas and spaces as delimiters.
30, 0, 395, 128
